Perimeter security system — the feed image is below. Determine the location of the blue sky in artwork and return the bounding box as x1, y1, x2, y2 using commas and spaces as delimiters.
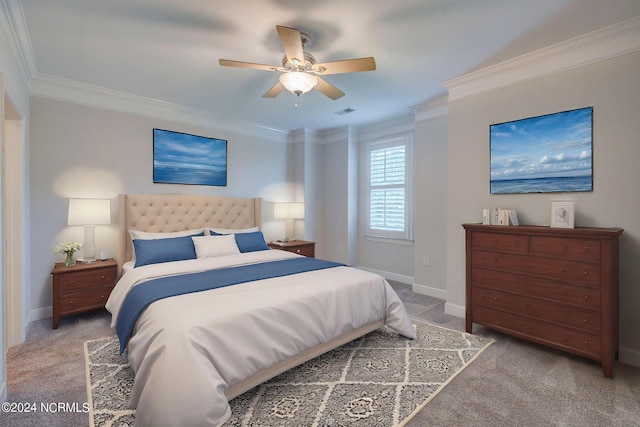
154, 130, 226, 173
490, 107, 592, 181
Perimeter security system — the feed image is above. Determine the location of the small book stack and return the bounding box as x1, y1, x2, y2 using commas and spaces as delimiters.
482, 208, 519, 226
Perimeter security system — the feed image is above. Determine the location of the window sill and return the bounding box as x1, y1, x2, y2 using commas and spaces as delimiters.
365, 235, 414, 246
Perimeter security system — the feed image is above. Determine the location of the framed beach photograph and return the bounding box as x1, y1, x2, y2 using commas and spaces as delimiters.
550, 200, 575, 228
153, 129, 227, 186
490, 107, 593, 194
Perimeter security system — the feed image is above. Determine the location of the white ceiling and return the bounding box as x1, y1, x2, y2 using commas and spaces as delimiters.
18, 0, 640, 132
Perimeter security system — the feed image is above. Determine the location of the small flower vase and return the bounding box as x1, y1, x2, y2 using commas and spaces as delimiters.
64, 252, 76, 267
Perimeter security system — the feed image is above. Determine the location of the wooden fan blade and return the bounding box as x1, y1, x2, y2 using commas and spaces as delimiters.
276, 25, 304, 67
263, 81, 286, 98
313, 57, 376, 75
314, 76, 345, 100
219, 59, 279, 72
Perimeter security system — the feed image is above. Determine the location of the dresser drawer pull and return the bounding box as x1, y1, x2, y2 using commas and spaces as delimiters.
562, 337, 568, 342
584, 295, 589, 300
101, 275, 105, 279
70, 280, 75, 284
562, 244, 567, 248
296, 249, 301, 253
583, 319, 588, 323
480, 276, 485, 280
585, 341, 589, 346
69, 300, 74, 304
493, 297, 497, 301
584, 246, 589, 251
584, 271, 588, 276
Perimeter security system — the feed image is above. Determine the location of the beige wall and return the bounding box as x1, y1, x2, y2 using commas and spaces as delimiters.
446, 51, 640, 364
413, 114, 448, 297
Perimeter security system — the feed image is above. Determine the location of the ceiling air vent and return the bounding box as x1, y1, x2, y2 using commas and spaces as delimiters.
335, 108, 356, 116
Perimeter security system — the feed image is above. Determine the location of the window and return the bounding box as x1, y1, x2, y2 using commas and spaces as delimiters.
366, 135, 413, 242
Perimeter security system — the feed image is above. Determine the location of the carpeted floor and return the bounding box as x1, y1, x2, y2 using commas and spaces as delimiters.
3, 282, 640, 426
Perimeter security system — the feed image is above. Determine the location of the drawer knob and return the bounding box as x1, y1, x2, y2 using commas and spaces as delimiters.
584, 271, 588, 276
480, 276, 485, 280
296, 249, 301, 253
101, 275, 105, 279
583, 319, 588, 323
562, 244, 567, 248
584, 295, 589, 300
562, 337, 568, 342
69, 300, 74, 304
584, 246, 589, 251
70, 280, 75, 284
495, 239, 499, 243
493, 297, 497, 301
584, 341, 589, 346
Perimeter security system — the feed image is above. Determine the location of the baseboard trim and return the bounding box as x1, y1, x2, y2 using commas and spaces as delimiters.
411, 283, 447, 300
28, 306, 52, 324
619, 346, 640, 368
356, 266, 413, 285
444, 302, 465, 319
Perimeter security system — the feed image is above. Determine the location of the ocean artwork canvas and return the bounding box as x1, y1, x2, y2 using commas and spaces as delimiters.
490, 107, 593, 194
153, 129, 227, 186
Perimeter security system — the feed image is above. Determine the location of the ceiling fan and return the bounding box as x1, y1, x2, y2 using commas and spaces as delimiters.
219, 25, 376, 103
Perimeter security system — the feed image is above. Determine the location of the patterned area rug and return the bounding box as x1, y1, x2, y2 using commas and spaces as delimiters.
84, 320, 492, 426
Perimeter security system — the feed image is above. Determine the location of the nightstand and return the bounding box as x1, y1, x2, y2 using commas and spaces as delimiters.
51, 258, 117, 329
268, 240, 315, 258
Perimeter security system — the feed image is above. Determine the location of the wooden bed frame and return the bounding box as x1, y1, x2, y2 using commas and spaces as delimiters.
116, 193, 383, 400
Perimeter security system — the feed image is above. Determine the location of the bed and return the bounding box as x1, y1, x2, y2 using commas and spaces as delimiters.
106, 193, 416, 427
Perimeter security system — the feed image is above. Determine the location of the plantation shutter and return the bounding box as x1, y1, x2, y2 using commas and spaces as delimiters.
366, 136, 412, 242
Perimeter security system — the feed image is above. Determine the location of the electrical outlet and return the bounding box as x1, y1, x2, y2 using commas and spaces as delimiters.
423, 256, 430, 266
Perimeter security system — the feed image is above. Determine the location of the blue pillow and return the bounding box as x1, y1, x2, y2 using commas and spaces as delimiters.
133, 233, 203, 267
234, 231, 269, 253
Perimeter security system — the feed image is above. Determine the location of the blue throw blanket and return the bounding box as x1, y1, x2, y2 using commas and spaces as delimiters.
116, 257, 344, 353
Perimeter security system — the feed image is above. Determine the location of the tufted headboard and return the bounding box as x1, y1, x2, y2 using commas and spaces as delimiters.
117, 194, 262, 273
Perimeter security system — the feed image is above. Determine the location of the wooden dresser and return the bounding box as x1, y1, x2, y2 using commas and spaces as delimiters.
463, 224, 623, 377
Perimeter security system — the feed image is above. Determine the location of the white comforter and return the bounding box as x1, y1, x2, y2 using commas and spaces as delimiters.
106, 250, 415, 427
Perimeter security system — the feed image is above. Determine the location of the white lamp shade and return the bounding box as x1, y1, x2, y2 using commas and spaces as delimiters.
279, 72, 318, 94
289, 202, 305, 219
68, 199, 111, 225
274, 202, 305, 219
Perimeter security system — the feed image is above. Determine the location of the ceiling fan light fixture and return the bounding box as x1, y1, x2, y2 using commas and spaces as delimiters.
279, 72, 318, 96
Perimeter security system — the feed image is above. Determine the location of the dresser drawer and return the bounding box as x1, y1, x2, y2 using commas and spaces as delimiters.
472, 288, 601, 333
471, 232, 527, 253
530, 236, 600, 262
472, 251, 601, 287
59, 286, 113, 315
472, 305, 601, 359
58, 267, 116, 295
471, 268, 601, 310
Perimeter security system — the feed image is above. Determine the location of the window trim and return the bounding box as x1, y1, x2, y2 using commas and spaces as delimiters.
364, 133, 413, 243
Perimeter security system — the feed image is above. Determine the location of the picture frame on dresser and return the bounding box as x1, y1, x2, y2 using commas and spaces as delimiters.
550, 200, 575, 228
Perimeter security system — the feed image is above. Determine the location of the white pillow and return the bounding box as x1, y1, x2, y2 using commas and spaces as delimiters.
207, 226, 259, 236
192, 235, 240, 258
130, 228, 204, 241
129, 228, 204, 261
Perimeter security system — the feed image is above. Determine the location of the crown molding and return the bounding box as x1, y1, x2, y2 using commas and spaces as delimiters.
31, 73, 289, 143
444, 16, 640, 101
0, 0, 36, 88
410, 96, 448, 123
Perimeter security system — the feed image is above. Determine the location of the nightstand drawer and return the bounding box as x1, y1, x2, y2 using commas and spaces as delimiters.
59, 286, 113, 315
290, 245, 314, 257
268, 240, 315, 258
58, 268, 116, 295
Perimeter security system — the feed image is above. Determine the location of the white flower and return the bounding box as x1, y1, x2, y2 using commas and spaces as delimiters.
54, 241, 82, 255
